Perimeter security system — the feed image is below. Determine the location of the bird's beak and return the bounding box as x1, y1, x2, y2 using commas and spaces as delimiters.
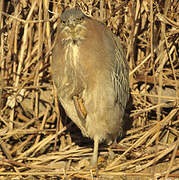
68, 19, 76, 30
69, 24, 75, 31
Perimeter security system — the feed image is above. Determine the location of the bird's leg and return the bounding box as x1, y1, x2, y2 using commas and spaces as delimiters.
90, 136, 99, 167
73, 96, 87, 121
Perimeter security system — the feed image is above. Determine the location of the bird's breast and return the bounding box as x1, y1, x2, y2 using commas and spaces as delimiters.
59, 40, 85, 98
64, 41, 79, 68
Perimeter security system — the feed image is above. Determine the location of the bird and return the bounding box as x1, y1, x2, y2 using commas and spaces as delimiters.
51, 8, 129, 167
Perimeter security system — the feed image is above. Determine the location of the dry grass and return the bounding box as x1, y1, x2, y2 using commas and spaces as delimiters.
0, 0, 179, 179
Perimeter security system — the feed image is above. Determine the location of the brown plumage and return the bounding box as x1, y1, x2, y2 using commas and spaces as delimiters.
51, 8, 129, 166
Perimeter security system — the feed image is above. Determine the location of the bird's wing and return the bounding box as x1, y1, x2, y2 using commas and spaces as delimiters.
111, 34, 129, 110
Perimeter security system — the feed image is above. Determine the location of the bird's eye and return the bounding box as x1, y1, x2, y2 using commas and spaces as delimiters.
61, 20, 65, 24
78, 17, 84, 21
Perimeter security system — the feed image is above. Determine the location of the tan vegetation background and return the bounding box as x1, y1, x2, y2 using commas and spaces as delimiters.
0, 0, 179, 179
